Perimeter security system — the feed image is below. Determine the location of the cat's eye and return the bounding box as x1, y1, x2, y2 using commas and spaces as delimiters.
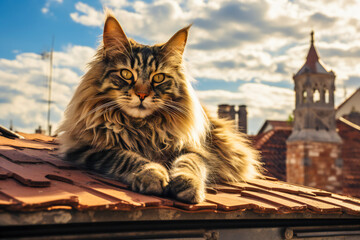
152, 73, 165, 83
120, 69, 133, 80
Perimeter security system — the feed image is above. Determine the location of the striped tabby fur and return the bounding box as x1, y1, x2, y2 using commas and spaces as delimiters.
58, 13, 262, 203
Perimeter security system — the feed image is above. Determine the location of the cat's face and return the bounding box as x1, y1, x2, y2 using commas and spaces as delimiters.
98, 16, 190, 119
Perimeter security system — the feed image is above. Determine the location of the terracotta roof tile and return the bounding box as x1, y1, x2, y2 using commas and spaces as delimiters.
16, 132, 57, 143
239, 190, 307, 212
0, 156, 51, 187
0, 178, 79, 211
0, 133, 360, 216
19, 148, 76, 169
173, 199, 217, 211
205, 193, 251, 211
337, 119, 360, 198
257, 120, 293, 135
0, 136, 56, 150
253, 129, 291, 181
254, 118, 360, 198
0, 166, 12, 179
0, 146, 43, 163
0, 192, 18, 206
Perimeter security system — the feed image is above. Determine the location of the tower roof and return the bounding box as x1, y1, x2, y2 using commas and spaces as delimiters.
295, 31, 331, 76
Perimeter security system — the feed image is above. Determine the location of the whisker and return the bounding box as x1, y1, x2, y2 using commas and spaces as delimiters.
69, 101, 120, 131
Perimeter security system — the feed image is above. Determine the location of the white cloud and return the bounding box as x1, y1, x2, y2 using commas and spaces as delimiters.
2, 0, 360, 134
100, 0, 129, 8
41, 0, 63, 15
196, 83, 294, 134
197, 83, 294, 118
0, 45, 92, 133
66, 0, 360, 132
68, 0, 360, 87
70, 2, 105, 27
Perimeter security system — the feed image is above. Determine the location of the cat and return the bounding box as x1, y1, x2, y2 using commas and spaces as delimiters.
58, 12, 262, 204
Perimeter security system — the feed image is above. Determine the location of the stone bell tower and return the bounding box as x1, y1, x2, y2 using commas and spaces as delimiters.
286, 31, 343, 193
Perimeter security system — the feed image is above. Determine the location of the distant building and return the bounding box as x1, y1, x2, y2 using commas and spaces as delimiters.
254, 32, 360, 197
286, 31, 343, 193
35, 125, 46, 135
217, 104, 248, 134
254, 120, 293, 181
336, 88, 360, 126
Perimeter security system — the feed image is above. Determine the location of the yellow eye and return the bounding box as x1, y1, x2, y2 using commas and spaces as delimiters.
153, 73, 165, 83
120, 69, 133, 80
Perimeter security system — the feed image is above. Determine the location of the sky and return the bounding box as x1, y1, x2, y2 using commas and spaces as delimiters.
0, 0, 359, 135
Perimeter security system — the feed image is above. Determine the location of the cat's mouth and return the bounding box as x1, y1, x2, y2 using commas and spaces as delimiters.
122, 103, 155, 118
138, 103, 146, 110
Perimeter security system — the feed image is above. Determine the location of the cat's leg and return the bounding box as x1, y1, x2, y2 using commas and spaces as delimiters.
65, 147, 169, 195
168, 153, 207, 203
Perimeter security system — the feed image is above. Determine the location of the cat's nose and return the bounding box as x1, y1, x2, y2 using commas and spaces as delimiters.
136, 92, 149, 101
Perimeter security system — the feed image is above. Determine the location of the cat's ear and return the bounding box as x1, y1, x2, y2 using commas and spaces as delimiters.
103, 15, 130, 52
162, 25, 191, 55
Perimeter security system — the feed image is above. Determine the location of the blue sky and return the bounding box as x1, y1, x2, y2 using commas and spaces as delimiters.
0, 0, 359, 134
0, 0, 102, 59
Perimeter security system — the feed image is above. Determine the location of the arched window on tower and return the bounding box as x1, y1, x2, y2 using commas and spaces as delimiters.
325, 89, 329, 104
313, 89, 320, 103
302, 90, 307, 103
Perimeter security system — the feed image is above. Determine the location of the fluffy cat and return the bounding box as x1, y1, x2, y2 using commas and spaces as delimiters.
58, 13, 262, 203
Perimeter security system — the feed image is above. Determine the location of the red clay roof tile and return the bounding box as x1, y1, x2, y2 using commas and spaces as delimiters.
0, 136, 56, 150
254, 118, 360, 198
173, 199, 217, 211
337, 119, 360, 198
0, 156, 51, 187
0, 133, 360, 217
239, 190, 307, 212
253, 129, 291, 181
0, 146, 44, 163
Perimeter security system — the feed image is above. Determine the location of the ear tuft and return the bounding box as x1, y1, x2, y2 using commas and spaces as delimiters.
162, 25, 192, 55
103, 14, 130, 51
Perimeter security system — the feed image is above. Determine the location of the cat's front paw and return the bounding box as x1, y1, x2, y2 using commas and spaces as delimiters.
168, 174, 205, 204
131, 164, 169, 196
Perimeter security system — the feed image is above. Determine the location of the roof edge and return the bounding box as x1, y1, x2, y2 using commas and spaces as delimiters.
0, 125, 24, 139
336, 88, 360, 111
339, 117, 360, 131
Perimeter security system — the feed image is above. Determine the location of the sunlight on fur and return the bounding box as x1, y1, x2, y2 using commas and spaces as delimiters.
57, 11, 263, 204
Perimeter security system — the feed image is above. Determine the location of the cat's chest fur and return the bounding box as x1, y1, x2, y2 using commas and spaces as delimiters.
99, 115, 179, 163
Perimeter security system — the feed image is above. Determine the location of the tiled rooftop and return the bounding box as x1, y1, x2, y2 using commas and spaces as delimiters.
254, 129, 292, 181
337, 118, 360, 198
254, 120, 293, 181
1, 132, 360, 217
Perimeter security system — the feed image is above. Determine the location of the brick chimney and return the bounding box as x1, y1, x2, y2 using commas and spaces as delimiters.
217, 104, 248, 134
218, 104, 236, 120
238, 105, 247, 134
35, 126, 46, 135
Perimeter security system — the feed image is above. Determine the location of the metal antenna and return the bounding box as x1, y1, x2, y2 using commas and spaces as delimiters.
46, 36, 55, 136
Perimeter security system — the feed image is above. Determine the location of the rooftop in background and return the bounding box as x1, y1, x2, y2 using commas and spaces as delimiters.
253, 117, 360, 198
336, 88, 360, 121
253, 120, 292, 181
257, 120, 293, 135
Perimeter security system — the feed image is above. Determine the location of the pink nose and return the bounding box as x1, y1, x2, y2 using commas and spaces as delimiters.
136, 92, 149, 100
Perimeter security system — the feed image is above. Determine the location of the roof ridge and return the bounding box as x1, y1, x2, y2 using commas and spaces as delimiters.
0, 125, 24, 139
336, 88, 360, 111
339, 117, 360, 131
254, 130, 276, 149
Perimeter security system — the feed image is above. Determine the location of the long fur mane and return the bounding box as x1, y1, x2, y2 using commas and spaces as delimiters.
57, 45, 209, 160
